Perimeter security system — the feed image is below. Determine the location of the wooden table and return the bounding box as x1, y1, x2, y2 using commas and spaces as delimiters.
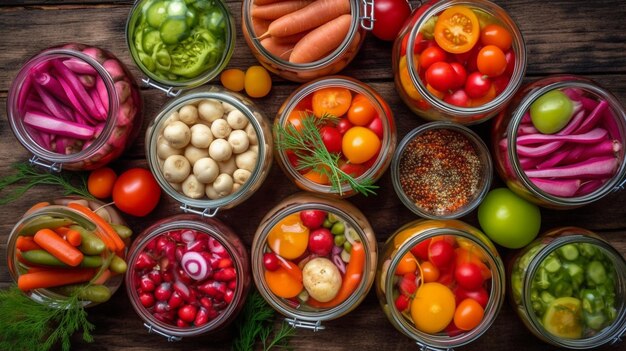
1, 1, 625, 350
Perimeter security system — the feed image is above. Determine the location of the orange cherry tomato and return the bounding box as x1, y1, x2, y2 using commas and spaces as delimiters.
287, 109, 305, 132
476, 45, 507, 77
265, 266, 303, 298
454, 298, 485, 331
426, 84, 445, 100
312, 87, 352, 117
303, 168, 330, 185
411, 282, 456, 333
469, 83, 497, 107
421, 261, 440, 283
480, 24, 512, 51
266, 213, 309, 259
395, 252, 418, 275
347, 94, 377, 126
88, 167, 117, 199
341, 126, 381, 164
434, 5, 480, 54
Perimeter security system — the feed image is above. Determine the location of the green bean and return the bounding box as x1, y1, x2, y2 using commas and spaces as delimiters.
111, 223, 133, 239
71, 225, 105, 255
19, 217, 74, 236
110, 255, 128, 274
21, 250, 103, 268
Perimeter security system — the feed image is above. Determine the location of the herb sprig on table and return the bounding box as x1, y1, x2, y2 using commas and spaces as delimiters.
274, 113, 378, 196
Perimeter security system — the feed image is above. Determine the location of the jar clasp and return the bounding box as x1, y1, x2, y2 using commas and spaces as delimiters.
143, 323, 182, 342
612, 176, 626, 193
284, 317, 324, 331
29, 155, 62, 172
359, 0, 375, 31
415, 341, 453, 351
610, 325, 626, 345
180, 203, 219, 218
141, 78, 181, 98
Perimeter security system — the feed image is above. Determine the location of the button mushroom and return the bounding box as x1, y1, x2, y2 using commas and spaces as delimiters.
190, 124, 214, 149
213, 173, 234, 198
245, 123, 259, 146
184, 145, 208, 166
163, 121, 191, 149
210, 118, 232, 139
209, 139, 233, 162
235, 149, 258, 172
193, 157, 219, 184
178, 104, 199, 125
163, 155, 191, 183
217, 157, 237, 175
157, 137, 183, 159
182, 174, 205, 199
198, 98, 224, 123
228, 130, 250, 154
233, 168, 251, 185
226, 109, 249, 130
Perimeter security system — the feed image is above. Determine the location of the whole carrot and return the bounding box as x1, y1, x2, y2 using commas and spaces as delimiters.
67, 202, 124, 251
16, 236, 42, 252
252, 0, 314, 20
265, 0, 351, 37
17, 268, 95, 291
289, 14, 352, 64
33, 228, 84, 267
254, 0, 282, 5
260, 37, 295, 60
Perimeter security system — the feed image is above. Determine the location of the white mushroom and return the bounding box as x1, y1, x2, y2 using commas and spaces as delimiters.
163, 111, 180, 126
245, 123, 258, 145
232, 183, 241, 194
198, 99, 224, 122
193, 157, 219, 183
213, 173, 234, 197
184, 145, 208, 166
169, 182, 182, 192
182, 175, 205, 199
157, 137, 183, 159
210, 118, 232, 139
209, 139, 232, 162
205, 183, 221, 200
233, 168, 252, 185
222, 102, 237, 113
228, 130, 250, 154
235, 150, 258, 172
248, 144, 259, 154
163, 155, 191, 183
217, 157, 237, 175
178, 104, 199, 125
190, 124, 214, 149
163, 121, 190, 149
226, 110, 249, 130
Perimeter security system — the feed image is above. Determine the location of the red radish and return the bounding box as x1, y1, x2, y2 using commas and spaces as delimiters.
300, 209, 327, 229
395, 294, 411, 312
308, 228, 334, 255
178, 304, 198, 323
181, 251, 211, 281
263, 252, 281, 271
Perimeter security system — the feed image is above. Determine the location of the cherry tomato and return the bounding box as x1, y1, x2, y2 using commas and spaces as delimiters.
411, 282, 456, 333
504, 50, 516, 76
312, 87, 352, 117
337, 118, 353, 134
347, 94, 377, 126
469, 83, 497, 107
421, 261, 440, 283
367, 117, 384, 139
419, 46, 448, 71
425, 61, 456, 92
428, 239, 455, 268
88, 167, 117, 199
492, 75, 510, 95
464, 72, 492, 99
266, 213, 309, 259
308, 228, 334, 256
401, 32, 435, 56
395, 294, 411, 312
263, 252, 280, 271
112, 168, 161, 217
453, 298, 484, 331
426, 84, 445, 100
371, 0, 412, 41
319, 126, 342, 153
300, 209, 327, 229
454, 286, 489, 308
342, 126, 381, 164
449, 62, 467, 90
477, 45, 507, 77
303, 168, 330, 185
339, 160, 367, 178
410, 238, 432, 261
480, 24, 512, 51
287, 110, 305, 132
454, 262, 485, 290
434, 5, 479, 54
444, 89, 470, 107
398, 272, 418, 295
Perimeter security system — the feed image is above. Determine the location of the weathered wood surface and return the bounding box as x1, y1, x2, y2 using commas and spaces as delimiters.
0, 1, 625, 350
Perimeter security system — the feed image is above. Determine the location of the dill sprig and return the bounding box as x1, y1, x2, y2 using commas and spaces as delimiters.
274, 113, 378, 196
232, 290, 295, 351
0, 162, 95, 205
0, 286, 94, 351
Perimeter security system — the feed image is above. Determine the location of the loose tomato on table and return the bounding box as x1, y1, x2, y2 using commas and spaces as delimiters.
88, 167, 117, 199
112, 168, 161, 217
371, 0, 412, 41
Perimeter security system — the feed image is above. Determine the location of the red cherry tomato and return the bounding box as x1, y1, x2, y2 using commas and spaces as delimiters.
419, 46, 448, 71
449, 62, 467, 90
319, 126, 342, 153
410, 238, 432, 261
444, 89, 470, 107
477, 45, 507, 77
88, 167, 117, 199
464, 72, 492, 99
263, 252, 280, 271
454, 286, 489, 308
421, 261, 440, 283
425, 61, 456, 92
299, 210, 327, 229
504, 50, 516, 76
493, 75, 510, 95
428, 239, 455, 268
308, 228, 334, 256
339, 160, 367, 178
480, 24, 512, 51
112, 168, 161, 217
454, 262, 485, 290
367, 117, 384, 139
337, 118, 353, 134
371, 0, 412, 41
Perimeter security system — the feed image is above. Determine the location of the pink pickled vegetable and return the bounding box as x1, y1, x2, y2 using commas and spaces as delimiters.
517, 128, 608, 145
63, 58, 97, 75
575, 180, 605, 196
33, 84, 73, 121
34, 72, 72, 106
574, 100, 608, 134
561, 139, 621, 164
530, 178, 581, 197
181, 252, 211, 281
23, 111, 95, 140
89, 88, 108, 119
95, 76, 110, 111
516, 141, 563, 157
52, 60, 101, 119
536, 148, 571, 169
524, 157, 617, 179
518, 124, 539, 135
55, 73, 90, 117
78, 74, 96, 89
103, 59, 125, 81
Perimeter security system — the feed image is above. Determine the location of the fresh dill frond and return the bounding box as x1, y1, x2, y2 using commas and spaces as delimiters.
260, 321, 296, 351
274, 113, 378, 196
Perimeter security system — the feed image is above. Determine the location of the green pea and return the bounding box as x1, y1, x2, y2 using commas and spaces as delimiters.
331, 222, 345, 235
343, 241, 352, 253
322, 219, 333, 229
110, 255, 128, 274
334, 235, 346, 247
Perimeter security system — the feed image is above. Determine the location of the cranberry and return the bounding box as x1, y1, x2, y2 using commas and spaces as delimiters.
198, 281, 226, 299
156, 236, 171, 252
199, 297, 213, 310
395, 294, 410, 312
299, 210, 327, 229
224, 289, 235, 304
139, 275, 156, 292
194, 307, 209, 326
168, 230, 182, 243
147, 270, 162, 285
263, 252, 280, 271
173, 280, 192, 300
168, 291, 184, 309
227, 280, 237, 290
162, 241, 176, 261
214, 267, 236, 282
308, 228, 334, 256
154, 301, 169, 314
139, 292, 155, 308
217, 258, 233, 269
135, 252, 156, 270
154, 282, 172, 301
178, 304, 198, 323
176, 319, 189, 328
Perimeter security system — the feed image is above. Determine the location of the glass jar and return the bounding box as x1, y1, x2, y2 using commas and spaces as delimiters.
6, 43, 142, 171
392, 0, 526, 124
6, 196, 130, 307
376, 219, 506, 349
125, 214, 250, 340
241, 0, 373, 82
391, 121, 492, 219
125, 0, 235, 94
491, 75, 626, 208
274, 76, 396, 197
251, 193, 377, 330
145, 86, 273, 217
508, 227, 626, 348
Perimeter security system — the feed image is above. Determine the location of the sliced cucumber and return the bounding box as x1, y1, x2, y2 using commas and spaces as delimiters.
159, 17, 189, 45
142, 29, 162, 55
167, 0, 188, 17
542, 297, 583, 339
147, 0, 169, 28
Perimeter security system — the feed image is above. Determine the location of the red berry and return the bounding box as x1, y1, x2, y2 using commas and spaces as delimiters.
194, 307, 209, 326
217, 257, 233, 269
139, 292, 155, 308
395, 294, 411, 312
154, 282, 172, 301
214, 267, 237, 282
176, 318, 189, 328
200, 297, 213, 310
299, 210, 327, 229
168, 291, 184, 309
135, 252, 156, 270
455, 262, 485, 290
263, 252, 280, 271
398, 273, 417, 296
319, 126, 342, 153
139, 275, 156, 292
178, 304, 198, 323
224, 289, 235, 304
308, 228, 334, 256
367, 117, 384, 139
147, 270, 162, 285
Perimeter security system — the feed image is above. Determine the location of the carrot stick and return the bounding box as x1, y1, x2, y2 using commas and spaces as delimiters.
16, 236, 42, 252
92, 269, 111, 285
264, 0, 351, 37
25, 201, 50, 215
307, 241, 365, 308
252, 0, 314, 20
54, 226, 71, 235
65, 229, 82, 246
67, 202, 124, 251
272, 31, 310, 44
34, 228, 84, 267
260, 37, 294, 60
290, 14, 352, 63
17, 268, 95, 291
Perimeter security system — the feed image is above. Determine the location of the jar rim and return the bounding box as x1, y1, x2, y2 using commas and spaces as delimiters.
391, 121, 493, 219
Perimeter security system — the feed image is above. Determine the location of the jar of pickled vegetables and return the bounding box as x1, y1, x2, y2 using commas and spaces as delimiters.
241, 0, 373, 82
145, 86, 273, 217
508, 227, 626, 348
125, 214, 250, 340
393, 0, 526, 124
6, 197, 131, 307
376, 219, 506, 349
391, 122, 493, 219
125, 0, 235, 94
491, 75, 626, 208
251, 193, 377, 330
6, 43, 143, 171
274, 76, 396, 197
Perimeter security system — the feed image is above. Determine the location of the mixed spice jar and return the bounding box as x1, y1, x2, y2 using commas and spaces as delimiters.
391, 122, 492, 218
251, 193, 377, 330
376, 219, 506, 349
508, 227, 626, 348
491, 75, 626, 208
6, 43, 142, 171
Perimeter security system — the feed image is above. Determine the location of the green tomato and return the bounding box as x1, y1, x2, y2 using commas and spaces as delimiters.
530, 89, 574, 134
477, 188, 541, 249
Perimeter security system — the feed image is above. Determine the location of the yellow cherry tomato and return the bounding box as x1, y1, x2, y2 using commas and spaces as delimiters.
266, 213, 309, 259
341, 126, 381, 164
411, 282, 456, 334
220, 68, 245, 92
265, 266, 303, 298
244, 65, 272, 98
